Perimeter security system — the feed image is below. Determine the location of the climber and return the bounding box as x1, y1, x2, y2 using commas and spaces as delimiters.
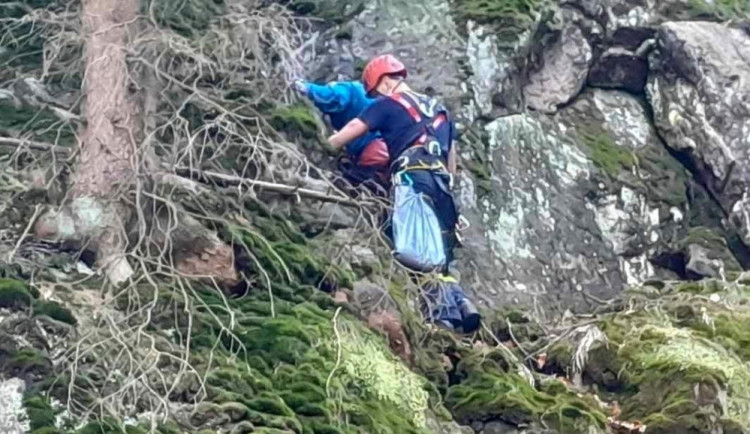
293, 78, 389, 192
327, 54, 480, 333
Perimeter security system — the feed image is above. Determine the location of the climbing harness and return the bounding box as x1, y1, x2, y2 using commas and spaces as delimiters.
386, 91, 465, 257
389, 91, 448, 154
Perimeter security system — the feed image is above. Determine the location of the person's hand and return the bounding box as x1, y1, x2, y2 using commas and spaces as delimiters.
292, 79, 308, 95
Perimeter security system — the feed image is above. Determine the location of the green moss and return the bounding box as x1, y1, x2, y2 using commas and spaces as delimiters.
33, 300, 77, 325
335, 320, 430, 428
577, 124, 634, 178
167, 276, 431, 433
688, 0, 750, 19
75, 419, 128, 434
5, 348, 52, 378
32, 428, 62, 434
0, 278, 33, 309
632, 141, 689, 207
24, 395, 55, 431
451, 0, 544, 41
232, 222, 354, 290
445, 370, 606, 432
582, 291, 750, 430
270, 105, 320, 141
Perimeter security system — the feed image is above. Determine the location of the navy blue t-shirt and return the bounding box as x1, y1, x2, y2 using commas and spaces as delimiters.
357, 95, 452, 164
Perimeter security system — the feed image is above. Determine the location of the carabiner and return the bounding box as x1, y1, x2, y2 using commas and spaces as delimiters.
427, 140, 442, 157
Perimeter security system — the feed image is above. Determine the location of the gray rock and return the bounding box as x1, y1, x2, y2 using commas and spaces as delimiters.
524, 21, 592, 113
686, 244, 723, 279
455, 86, 703, 315
647, 22, 750, 246
424, 411, 474, 434
456, 111, 625, 315
349, 0, 465, 108
352, 280, 398, 316
678, 227, 741, 278
0, 378, 27, 434
482, 420, 519, 434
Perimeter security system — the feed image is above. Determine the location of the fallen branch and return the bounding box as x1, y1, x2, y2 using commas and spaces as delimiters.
172, 166, 383, 209
0, 137, 71, 154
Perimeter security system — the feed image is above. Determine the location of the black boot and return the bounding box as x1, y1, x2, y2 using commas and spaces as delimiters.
459, 300, 481, 333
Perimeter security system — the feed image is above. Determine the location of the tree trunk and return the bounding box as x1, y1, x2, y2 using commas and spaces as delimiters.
66, 0, 139, 284
34, 0, 138, 284
34, 0, 239, 287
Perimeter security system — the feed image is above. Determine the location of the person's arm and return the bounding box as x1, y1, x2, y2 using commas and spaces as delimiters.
447, 143, 457, 175
306, 82, 351, 113
328, 118, 369, 149
329, 99, 385, 149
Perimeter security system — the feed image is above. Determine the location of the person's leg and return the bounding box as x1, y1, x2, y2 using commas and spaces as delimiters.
409, 170, 458, 270
450, 282, 480, 333
420, 279, 462, 330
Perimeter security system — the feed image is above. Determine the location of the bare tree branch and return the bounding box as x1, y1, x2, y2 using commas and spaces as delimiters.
0, 136, 71, 154
171, 166, 385, 209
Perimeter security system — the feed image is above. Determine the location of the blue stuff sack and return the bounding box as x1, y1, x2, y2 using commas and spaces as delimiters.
391, 185, 446, 271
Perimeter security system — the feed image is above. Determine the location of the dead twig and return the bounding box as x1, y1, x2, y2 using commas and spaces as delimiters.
7, 204, 42, 262
326, 306, 343, 398
507, 319, 530, 358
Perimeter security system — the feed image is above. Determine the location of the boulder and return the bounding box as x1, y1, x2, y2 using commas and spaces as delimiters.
647, 22, 750, 246
454, 87, 711, 315
677, 227, 742, 279
524, 20, 593, 113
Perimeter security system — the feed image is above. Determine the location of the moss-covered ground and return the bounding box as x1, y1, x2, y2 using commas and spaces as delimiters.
2, 209, 624, 434
6, 217, 750, 434
549, 279, 750, 433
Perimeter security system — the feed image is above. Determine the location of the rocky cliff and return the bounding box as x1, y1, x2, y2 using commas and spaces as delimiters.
1, 0, 749, 433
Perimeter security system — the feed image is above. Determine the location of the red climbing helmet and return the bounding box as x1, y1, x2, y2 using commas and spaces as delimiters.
362, 54, 407, 93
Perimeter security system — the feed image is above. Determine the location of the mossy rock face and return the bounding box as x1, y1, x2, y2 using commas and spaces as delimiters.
445, 370, 607, 432
33, 300, 77, 325
270, 104, 322, 144
451, 0, 546, 41
677, 226, 742, 275
562, 280, 750, 431
231, 217, 355, 291
0, 278, 34, 309
134, 211, 435, 433
687, 0, 750, 20
577, 124, 634, 179
24, 395, 56, 431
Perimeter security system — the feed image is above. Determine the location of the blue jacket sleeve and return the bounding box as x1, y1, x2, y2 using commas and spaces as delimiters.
305, 82, 352, 114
